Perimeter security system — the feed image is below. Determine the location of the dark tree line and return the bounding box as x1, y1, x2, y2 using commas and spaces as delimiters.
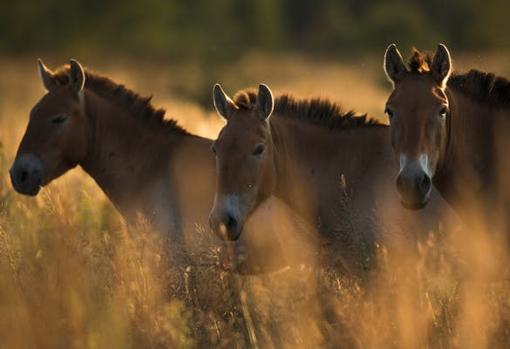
0, 0, 507, 58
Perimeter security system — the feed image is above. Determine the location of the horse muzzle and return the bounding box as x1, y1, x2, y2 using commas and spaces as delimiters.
10, 154, 43, 196
396, 166, 432, 210
209, 209, 244, 241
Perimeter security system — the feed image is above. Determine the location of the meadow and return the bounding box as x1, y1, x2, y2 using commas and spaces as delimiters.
1, 52, 510, 348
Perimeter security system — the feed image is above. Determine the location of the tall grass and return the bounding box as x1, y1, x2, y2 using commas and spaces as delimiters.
1, 53, 510, 348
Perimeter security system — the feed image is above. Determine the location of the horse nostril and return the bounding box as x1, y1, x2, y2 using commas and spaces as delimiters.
19, 169, 29, 184
419, 173, 432, 194
225, 214, 238, 232
209, 211, 240, 240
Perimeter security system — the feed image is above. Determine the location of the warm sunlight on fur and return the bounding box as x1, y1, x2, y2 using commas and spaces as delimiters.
2, 55, 510, 348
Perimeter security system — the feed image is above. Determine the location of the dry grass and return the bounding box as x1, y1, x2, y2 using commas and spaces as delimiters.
1, 53, 510, 348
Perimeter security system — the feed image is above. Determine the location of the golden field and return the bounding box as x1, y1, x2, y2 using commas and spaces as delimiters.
1, 52, 510, 348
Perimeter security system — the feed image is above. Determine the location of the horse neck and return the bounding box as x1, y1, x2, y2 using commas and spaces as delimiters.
435, 88, 497, 215
79, 90, 184, 215
270, 116, 391, 217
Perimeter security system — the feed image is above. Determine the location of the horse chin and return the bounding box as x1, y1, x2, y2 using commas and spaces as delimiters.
28, 186, 41, 196
15, 185, 41, 197
228, 230, 243, 241
401, 199, 428, 210
11, 177, 42, 196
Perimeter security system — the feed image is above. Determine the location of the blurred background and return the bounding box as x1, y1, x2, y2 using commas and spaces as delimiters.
2, 1, 510, 348
2, 0, 509, 57
2, 0, 510, 119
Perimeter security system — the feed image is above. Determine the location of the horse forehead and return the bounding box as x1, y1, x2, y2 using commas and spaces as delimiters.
220, 132, 258, 153
31, 98, 56, 118
34, 89, 74, 115
223, 117, 266, 142
232, 111, 260, 126
392, 77, 444, 108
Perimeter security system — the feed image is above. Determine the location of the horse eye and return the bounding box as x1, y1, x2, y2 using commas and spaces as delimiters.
252, 143, 265, 156
51, 114, 68, 124
439, 106, 449, 119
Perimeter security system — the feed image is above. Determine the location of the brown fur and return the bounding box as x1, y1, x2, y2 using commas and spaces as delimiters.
407, 49, 510, 107
12, 63, 217, 267
212, 86, 450, 276
449, 70, 510, 107
51, 66, 189, 135
386, 46, 510, 229
405, 48, 510, 107
14, 63, 314, 274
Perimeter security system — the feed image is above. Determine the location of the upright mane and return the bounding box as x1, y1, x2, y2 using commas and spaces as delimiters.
233, 89, 383, 130
407, 48, 432, 73
448, 70, 510, 107
52, 65, 189, 134
408, 48, 510, 107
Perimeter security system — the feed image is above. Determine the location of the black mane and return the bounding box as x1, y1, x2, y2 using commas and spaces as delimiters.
448, 70, 510, 107
408, 48, 510, 107
233, 89, 383, 130
53, 66, 190, 135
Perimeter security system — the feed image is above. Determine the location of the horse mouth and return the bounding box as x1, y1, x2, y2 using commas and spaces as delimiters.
9, 155, 44, 197
210, 218, 244, 241
11, 179, 41, 196
10, 172, 42, 196
222, 224, 243, 241
400, 199, 428, 210
13, 184, 41, 196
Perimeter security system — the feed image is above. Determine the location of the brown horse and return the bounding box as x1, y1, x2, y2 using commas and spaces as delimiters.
9, 59, 218, 261
384, 44, 510, 227
209, 84, 452, 274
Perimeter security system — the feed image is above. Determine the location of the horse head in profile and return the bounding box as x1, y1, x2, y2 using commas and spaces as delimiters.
10, 59, 90, 196
384, 44, 452, 209
209, 84, 276, 241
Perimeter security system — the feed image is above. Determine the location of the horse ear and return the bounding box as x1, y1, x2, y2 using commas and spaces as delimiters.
431, 44, 452, 86
37, 59, 58, 91
69, 59, 85, 93
257, 84, 274, 120
213, 83, 237, 120
384, 44, 408, 83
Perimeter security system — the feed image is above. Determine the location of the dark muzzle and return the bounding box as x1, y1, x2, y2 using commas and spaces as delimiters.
10, 155, 43, 196
209, 210, 242, 241
396, 167, 432, 210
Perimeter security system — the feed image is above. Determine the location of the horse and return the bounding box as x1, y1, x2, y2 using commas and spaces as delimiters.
383, 44, 510, 229
8, 59, 235, 271
208, 83, 454, 275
